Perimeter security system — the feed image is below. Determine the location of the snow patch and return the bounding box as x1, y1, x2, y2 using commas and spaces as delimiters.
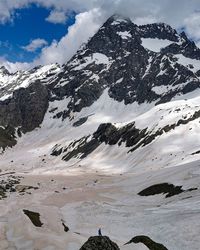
152, 85, 170, 95
73, 53, 110, 71
176, 54, 200, 72
142, 38, 173, 52
117, 31, 132, 39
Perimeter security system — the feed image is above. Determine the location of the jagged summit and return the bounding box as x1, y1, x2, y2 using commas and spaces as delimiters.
1, 15, 200, 122
139, 22, 179, 41
0, 65, 10, 75
1, 14, 200, 151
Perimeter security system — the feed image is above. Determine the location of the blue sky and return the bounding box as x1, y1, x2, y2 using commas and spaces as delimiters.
0, 4, 76, 62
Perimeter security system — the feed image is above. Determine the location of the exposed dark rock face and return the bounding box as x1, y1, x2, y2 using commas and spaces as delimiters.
191, 150, 200, 155
139, 23, 179, 41
80, 236, 120, 250
0, 185, 7, 199
49, 14, 200, 119
0, 81, 49, 133
23, 210, 43, 227
58, 122, 147, 161
62, 136, 101, 161
138, 183, 184, 198
138, 183, 198, 198
124, 235, 168, 250
161, 32, 200, 60
0, 126, 17, 151
0, 66, 10, 75
53, 107, 200, 162
51, 145, 63, 156
0, 81, 49, 150
93, 122, 148, 148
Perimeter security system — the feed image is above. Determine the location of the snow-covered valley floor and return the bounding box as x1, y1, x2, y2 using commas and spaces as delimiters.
0, 158, 200, 250
1, 90, 200, 249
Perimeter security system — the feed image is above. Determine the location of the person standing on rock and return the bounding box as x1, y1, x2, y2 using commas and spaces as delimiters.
98, 228, 102, 236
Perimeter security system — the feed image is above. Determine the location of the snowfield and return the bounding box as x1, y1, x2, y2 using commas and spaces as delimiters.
141, 38, 173, 52
0, 89, 200, 249
0, 160, 199, 250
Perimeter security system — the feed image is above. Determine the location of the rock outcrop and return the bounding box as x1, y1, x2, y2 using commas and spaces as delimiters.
0, 81, 49, 133
80, 236, 120, 250
124, 235, 168, 250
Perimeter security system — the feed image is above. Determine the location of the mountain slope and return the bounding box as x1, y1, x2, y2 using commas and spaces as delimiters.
1, 14, 200, 168
0, 14, 200, 250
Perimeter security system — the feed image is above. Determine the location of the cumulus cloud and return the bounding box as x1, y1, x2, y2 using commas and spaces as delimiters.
1, 0, 200, 72
0, 0, 199, 27
34, 8, 103, 65
184, 12, 200, 41
22, 38, 48, 52
46, 10, 68, 24
0, 0, 31, 24
0, 56, 31, 72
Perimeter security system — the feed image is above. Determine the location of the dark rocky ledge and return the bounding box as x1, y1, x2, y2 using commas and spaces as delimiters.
138, 183, 198, 198
53, 108, 200, 162
0, 81, 49, 133
124, 235, 168, 250
23, 209, 43, 227
80, 236, 120, 250
0, 81, 49, 150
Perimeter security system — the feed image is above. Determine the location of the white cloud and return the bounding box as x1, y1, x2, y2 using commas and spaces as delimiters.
134, 16, 158, 26
0, 0, 199, 27
0, 8, 102, 72
34, 8, 102, 65
184, 12, 200, 41
22, 38, 48, 52
0, 0, 30, 24
46, 10, 68, 24
0, 56, 31, 72
1, 0, 200, 72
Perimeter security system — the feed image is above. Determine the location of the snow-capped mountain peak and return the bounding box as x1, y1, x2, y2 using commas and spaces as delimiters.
1, 15, 200, 161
